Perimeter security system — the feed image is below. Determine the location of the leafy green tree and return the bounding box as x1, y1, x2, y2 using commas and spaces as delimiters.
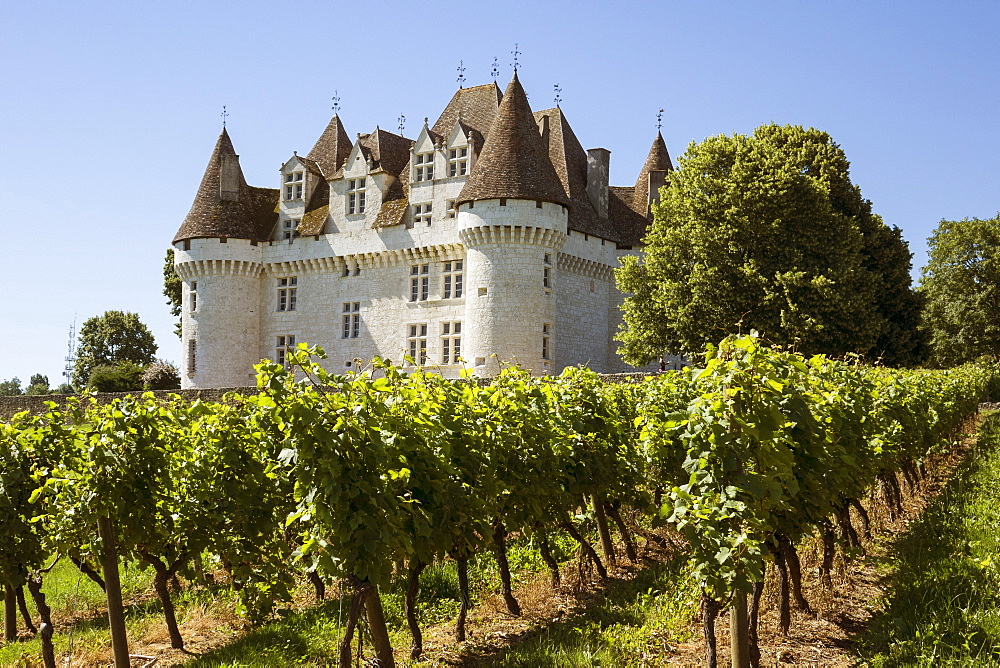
86, 362, 145, 392
920, 214, 1000, 366
616, 123, 922, 365
73, 311, 157, 388
164, 248, 182, 338
0, 377, 23, 396
25, 374, 51, 395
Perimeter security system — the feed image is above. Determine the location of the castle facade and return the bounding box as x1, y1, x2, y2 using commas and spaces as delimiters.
172, 74, 673, 388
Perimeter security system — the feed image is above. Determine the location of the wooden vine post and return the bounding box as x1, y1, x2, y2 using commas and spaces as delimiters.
730, 591, 751, 668
3, 583, 16, 642
97, 515, 130, 667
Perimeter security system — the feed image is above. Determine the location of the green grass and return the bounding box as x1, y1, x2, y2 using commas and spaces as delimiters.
857, 413, 1000, 666
488, 550, 699, 667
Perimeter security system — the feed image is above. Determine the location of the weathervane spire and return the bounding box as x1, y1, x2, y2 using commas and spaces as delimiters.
398, 113, 406, 135
332, 90, 341, 114
510, 43, 521, 72
221, 105, 229, 128
553, 83, 562, 106
491, 56, 500, 82
656, 108, 664, 132
456, 60, 466, 88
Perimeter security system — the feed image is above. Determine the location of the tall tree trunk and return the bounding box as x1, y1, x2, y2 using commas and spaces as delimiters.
338, 582, 370, 668
406, 560, 426, 660
492, 521, 521, 616
15, 587, 37, 634
25, 576, 55, 668
3, 582, 17, 642
592, 493, 617, 568
605, 502, 638, 563
455, 557, 470, 642
97, 516, 130, 667
363, 584, 395, 668
536, 528, 561, 587
562, 519, 608, 580
820, 519, 836, 588
702, 592, 720, 668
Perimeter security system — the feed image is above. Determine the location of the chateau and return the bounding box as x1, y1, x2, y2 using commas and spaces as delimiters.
172, 73, 673, 389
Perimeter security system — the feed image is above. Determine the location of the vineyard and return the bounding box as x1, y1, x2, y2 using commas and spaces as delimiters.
0, 334, 993, 667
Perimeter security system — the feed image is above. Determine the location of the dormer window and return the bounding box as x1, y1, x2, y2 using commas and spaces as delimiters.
347, 179, 366, 214
448, 147, 469, 177
414, 152, 434, 181
282, 219, 299, 240
284, 172, 304, 200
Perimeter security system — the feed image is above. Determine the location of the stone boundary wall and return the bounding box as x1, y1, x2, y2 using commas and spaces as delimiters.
0, 372, 653, 419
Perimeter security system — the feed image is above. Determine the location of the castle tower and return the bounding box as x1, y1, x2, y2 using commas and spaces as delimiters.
633, 131, 674, 217
455, 73, 571, 375
172, 128, 278, 388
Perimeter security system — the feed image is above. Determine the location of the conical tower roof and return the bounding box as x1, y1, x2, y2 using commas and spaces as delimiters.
173, 128, 278, 243
307, 114, 352, 176
456, 73, 569, 208
632, 131, 673, 212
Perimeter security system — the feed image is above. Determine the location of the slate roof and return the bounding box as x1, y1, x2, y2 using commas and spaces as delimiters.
456, 73, 570, 209
174, 128, 279, 243
431, 83, 502, 146
533, 107, 617, 240
608, 186, 650, 247
306, 114, 352, 176
631, 132, 673, 216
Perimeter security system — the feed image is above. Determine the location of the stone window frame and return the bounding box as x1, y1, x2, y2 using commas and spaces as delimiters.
446, 199, 457, 219
347, 178, 367, 214
277, 276, 298, 312
442, 260, 463, 299
284, 171, 304, 201
543, 253, 553, 291
407, 323, 429, 365
281, 218, 299, 240
413, 152, 434, 182
189, 281, 198, 313
275, 334, 297, 368
542, 322, 551, 360
411, 203, 432, 227
187, 339, 196, 376
447, 147, 469, 177
441, 321, 462, 365
342, 302, 361, 339
409, 264, 430, 302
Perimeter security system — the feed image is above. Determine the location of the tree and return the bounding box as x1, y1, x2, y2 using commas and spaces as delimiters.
0, 378, 22, 396
141, 359, 180, 390
164, 248, 182, 338
25, 374, 51, 395
86, 362, 145, 393
920, 214, 1000, 366
72, 311, 157, 388
616, 124, 923, 365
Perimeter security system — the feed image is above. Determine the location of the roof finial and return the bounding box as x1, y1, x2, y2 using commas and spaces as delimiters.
510, 43, 521, 72
221, 105, 229, 128
656, 108, 664, 132
456, 60, 466, 88
553, 83, 562, 106
332, 90, 341, 114
491, 56, 500, 82
398, 113, 406, 135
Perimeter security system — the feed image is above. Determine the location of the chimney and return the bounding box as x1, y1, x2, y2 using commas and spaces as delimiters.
586, 148, 610, 220
220, 153, 241, 201
647, 169, 667, 214
537, 114, 550, 148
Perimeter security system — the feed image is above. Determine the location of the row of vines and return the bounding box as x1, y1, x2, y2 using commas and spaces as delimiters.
0, 335, 992, 667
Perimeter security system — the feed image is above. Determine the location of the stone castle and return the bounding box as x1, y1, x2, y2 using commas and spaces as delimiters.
172, 73, 673, 389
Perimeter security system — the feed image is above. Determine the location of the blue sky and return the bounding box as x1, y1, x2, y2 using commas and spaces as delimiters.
1, 0, 998, 387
